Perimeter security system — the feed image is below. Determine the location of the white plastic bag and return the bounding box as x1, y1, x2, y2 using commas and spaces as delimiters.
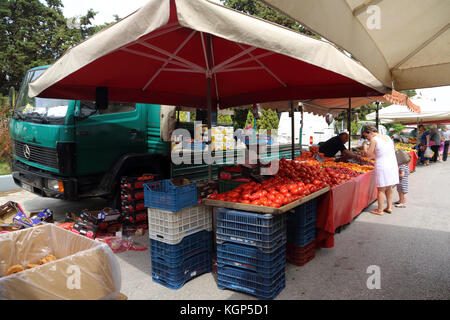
424, 147, 433, 158
0, 224, 121, 300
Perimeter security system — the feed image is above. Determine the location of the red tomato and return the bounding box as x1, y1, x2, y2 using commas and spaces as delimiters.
279, 186, 289, 194
241, 200, 251, 204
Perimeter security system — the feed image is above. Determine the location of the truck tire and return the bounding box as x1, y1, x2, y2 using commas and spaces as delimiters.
108, 183, 122, 210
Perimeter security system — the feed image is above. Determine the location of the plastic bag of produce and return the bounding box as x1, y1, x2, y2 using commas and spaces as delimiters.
424, 147, 433, 159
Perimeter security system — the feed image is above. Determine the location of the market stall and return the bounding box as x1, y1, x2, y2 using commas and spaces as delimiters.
23, 0, 389, 301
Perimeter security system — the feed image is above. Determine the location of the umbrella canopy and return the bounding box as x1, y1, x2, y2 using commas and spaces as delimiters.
241, 90, 421, 116
366, 97, 450, 125
261, 0, 450, 91
29, 0, 387, 109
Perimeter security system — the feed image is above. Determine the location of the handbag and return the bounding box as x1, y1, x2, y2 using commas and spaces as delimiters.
395, 149, 411, 165
424, 147, 433, 158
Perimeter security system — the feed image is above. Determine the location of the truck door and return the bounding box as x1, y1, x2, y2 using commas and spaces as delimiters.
74, 101, 146, 176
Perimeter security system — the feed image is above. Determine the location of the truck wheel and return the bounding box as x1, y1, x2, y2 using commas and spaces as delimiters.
108, 185, 121, 210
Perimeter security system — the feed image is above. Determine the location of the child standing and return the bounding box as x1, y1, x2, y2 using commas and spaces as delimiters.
395, 164, 409, 208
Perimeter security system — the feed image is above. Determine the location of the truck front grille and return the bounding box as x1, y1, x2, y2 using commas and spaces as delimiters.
14, 140, 58, 169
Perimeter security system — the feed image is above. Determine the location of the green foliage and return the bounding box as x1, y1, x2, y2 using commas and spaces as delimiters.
221, 0, 318, 38
385, 123, 405, 134
257, 109, 279, 130
244, 109, 255, 129
0, 0, 111, 96
244, 109, 279, 131
217, 113, 233, 125
231, 108, 248, 129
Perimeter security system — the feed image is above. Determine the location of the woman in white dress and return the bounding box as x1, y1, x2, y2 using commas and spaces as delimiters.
362, 125, 399, 215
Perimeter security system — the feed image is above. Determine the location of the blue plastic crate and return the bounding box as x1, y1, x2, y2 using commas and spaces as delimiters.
217, 266, 285, 300
287, 222, 316, 247
150, 231, 213, 264
151, 251, 212, 290
287, 199, 317, 228
217, 243, 286, 277
144, 179, 198, 212
216, 208, 286, 252
216, 229, 286, 253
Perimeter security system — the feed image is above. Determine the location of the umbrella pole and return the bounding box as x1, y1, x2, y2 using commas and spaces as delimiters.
291, 100, 295, 160
348, 98, 351, 150
300, 103, 304, 155
206, 34, 213, 182
376, 102, 380, 130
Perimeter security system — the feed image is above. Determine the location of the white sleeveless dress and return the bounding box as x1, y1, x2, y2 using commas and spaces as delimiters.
373, 135, 399, 187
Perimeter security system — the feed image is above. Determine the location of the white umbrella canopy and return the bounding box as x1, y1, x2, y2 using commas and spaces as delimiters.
28, 0, 387, 109
261, 0, 450, 91
366, 97, 450, 124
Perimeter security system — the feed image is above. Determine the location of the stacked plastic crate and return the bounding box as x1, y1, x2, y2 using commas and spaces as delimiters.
215, 208, 286, 300
144, 179, 213, 289
286, 199, 317, 266
120, 175, 157, 233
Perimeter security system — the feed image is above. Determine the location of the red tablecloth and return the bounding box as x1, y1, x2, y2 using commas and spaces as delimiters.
409, 150, 418, 173
315, 171, 378, 248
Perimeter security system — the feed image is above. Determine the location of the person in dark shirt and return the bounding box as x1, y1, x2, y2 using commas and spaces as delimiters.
319, 132, 359, 159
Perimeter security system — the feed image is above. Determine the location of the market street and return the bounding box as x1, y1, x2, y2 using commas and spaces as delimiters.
1, 161, 449, 300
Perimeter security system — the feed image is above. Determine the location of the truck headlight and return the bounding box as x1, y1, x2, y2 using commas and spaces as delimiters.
47, 180, 64, 192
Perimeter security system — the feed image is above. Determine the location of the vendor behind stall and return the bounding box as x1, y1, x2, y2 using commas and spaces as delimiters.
319, 132, 360, 159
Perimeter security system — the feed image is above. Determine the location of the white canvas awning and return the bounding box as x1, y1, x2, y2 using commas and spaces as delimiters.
366, 97, 450, 124
261, 0, 450, 91
28, 0, 388, 109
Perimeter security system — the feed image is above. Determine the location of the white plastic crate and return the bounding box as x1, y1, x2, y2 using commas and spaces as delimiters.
147, 205, 213, 244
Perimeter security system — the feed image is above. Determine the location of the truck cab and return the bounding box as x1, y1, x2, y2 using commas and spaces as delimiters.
10, 66, 169, 202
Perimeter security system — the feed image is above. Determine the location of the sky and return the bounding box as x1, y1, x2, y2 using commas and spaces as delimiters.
61, 0, 221, 25
59, 0, 449, 103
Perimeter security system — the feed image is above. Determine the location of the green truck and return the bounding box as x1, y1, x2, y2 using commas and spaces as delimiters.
9, 65, 301, 207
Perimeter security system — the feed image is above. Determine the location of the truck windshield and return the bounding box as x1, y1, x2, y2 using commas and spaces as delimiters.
13, 68, 69, 124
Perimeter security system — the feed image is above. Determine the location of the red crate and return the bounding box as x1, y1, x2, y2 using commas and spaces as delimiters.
286, 241, 316, 267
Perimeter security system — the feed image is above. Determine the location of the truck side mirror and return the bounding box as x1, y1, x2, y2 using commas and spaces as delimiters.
95, 87, 108, 110
9, 87, 15, 108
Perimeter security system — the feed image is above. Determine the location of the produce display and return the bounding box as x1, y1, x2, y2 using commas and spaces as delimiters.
207, 157, 367, 207
322, 160, 373, 174
395, 143, 416, 152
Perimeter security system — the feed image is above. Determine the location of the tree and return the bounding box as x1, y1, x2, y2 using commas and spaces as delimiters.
0, 0, 104, 96
221, 0, 318, 38
232, 108, 249, 129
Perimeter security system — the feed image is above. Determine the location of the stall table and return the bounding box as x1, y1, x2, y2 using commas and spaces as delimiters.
315, 170, 377, 248
409, 150, 418, 173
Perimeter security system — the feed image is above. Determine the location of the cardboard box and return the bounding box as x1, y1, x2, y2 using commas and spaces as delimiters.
0, 224, 121, 300
0, 201, 25, 225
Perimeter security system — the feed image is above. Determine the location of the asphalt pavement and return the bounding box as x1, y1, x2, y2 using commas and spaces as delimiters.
1, 160, 449, 300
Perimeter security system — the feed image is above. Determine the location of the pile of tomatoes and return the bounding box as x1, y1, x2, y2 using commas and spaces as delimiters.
208, 158, 359, 208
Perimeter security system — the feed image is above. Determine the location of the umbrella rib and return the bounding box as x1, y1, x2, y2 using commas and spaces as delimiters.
211, 46, 258, 73
221, 52, 275, 70
120, 47, 189, 68
160, 68, 204, 73
137, 40, 205, 72
210, 37, 220, 103
392, 23, 450, 70
218, 67, 265, 73
236, 43, 287, 87
142, 30, 198, 91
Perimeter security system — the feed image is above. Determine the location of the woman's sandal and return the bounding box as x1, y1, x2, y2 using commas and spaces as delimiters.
383, 208, 393, 214
394, 203, 406, 208
370, 209, 384, 216
393, 201, 401, 205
